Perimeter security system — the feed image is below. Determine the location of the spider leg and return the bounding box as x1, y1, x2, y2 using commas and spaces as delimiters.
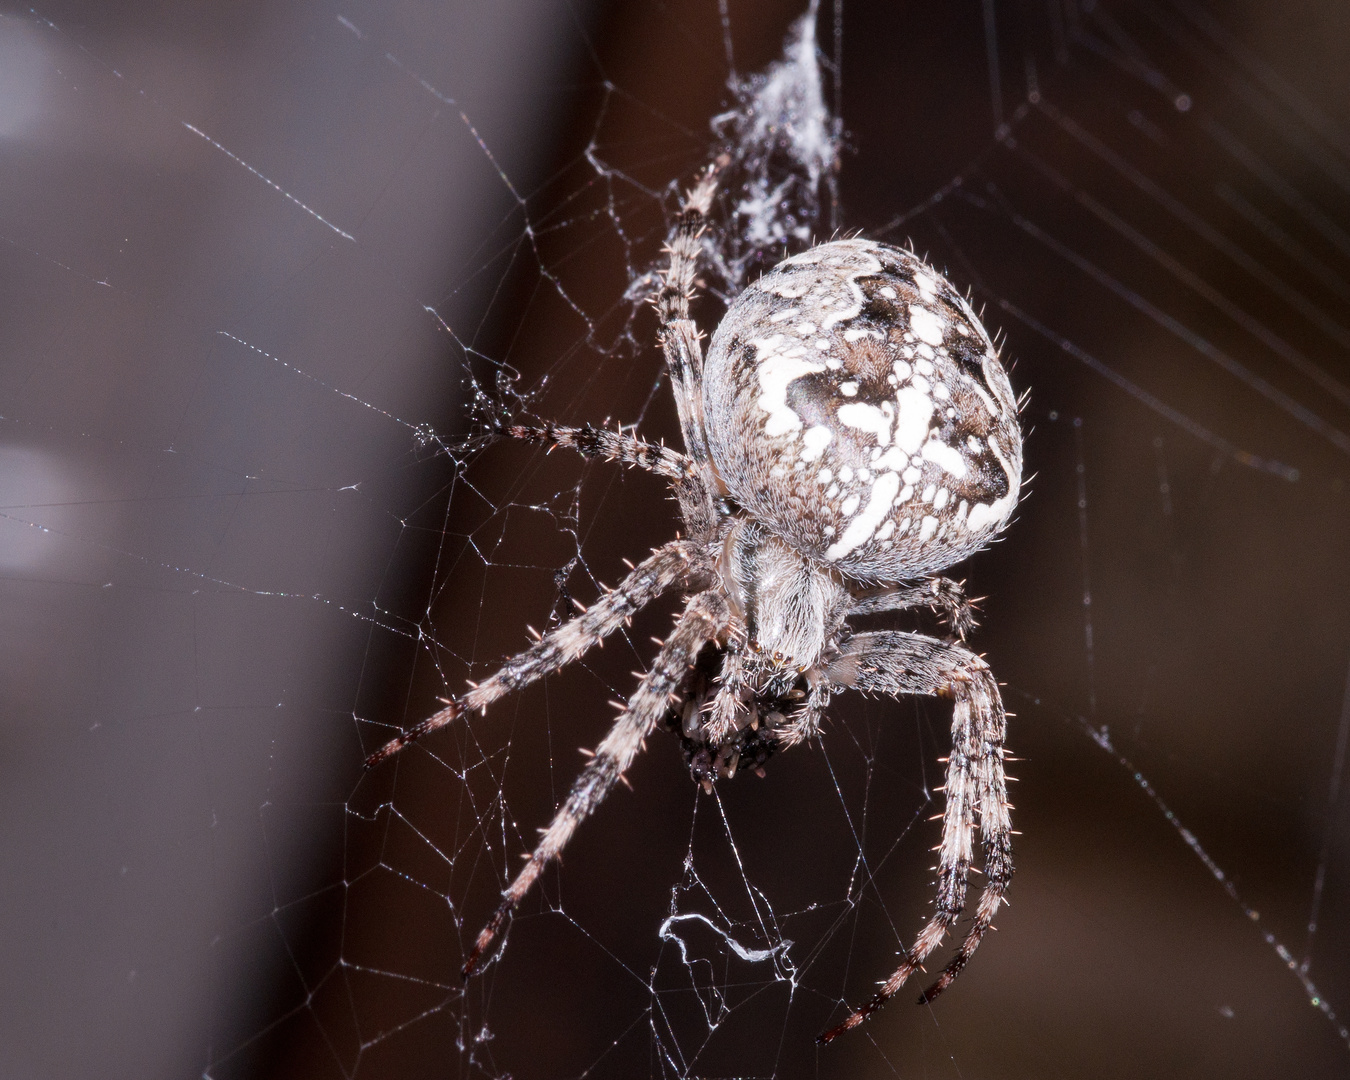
817, 630, 1011, 1043
504, 421, 695, 481
656, 169, 716, 460
655, 170, 721, 539
704, 642, 749, 744
462, 589, 732, 976
364, 540, 704, 768
850, 577, 979, 640
774, 671, 832, 748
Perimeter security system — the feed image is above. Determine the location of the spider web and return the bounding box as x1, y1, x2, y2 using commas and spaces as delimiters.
2, 1, 1349, 1078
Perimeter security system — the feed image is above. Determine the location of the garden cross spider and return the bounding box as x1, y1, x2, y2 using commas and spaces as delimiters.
366, 170, 1023, 1042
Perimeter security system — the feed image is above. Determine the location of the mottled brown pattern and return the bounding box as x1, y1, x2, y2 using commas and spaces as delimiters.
703, 239, 1022, 581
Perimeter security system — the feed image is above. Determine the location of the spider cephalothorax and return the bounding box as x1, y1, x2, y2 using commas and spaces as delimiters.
366, 172, 1022, 1043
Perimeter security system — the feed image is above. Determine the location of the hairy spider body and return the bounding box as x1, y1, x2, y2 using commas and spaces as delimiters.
704, 239, 1021, 580
366, 173, 1023, 1043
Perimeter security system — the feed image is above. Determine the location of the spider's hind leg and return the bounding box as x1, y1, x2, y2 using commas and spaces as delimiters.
817, 630, 1012, 1043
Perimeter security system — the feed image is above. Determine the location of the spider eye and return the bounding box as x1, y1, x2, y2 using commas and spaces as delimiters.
701, 239, 1022, 582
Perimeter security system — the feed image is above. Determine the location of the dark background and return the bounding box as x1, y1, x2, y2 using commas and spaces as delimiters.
1, 1, 1348, 1077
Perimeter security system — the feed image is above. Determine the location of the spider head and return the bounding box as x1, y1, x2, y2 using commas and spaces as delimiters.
718, 517, 848, 671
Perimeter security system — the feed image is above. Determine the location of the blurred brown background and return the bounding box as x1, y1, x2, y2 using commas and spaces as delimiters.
1, 1, 1348, 1078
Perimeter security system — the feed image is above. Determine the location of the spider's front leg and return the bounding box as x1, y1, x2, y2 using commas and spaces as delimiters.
772, 671, 832, 749
462, 589, 732, 976
817, 630, 1012, 1043
703, 640, 751, 745
363, 540, 702, 767
655, 169, 721, 539
503, 421, 696, 481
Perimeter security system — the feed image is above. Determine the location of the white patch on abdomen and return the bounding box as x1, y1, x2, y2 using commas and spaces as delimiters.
921, 438, 968, 478
965, 435, 1020, 533
755, 342, 825, 437
836, 401, 893, 446
986, 433, 1019, 492
825, 471, 901, 561
967, 491, 1016, 533
908, 304, 946, 346
892, 386, 934, 453
799, 425, 833, 461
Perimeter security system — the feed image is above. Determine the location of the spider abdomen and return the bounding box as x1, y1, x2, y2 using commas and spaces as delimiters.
702, 239, 1022, 582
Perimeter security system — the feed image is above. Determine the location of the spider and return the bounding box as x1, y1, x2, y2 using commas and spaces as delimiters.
366, 170, 1023, 1043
